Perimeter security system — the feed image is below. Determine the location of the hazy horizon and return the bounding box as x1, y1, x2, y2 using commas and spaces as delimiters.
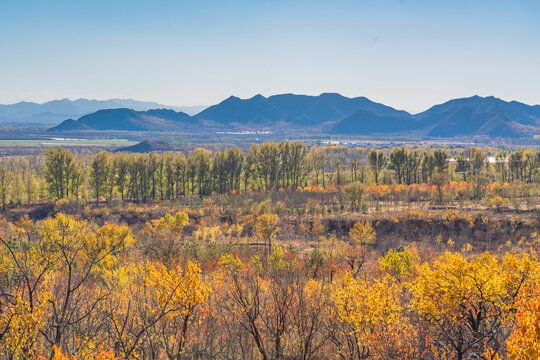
2, 0, 539, 113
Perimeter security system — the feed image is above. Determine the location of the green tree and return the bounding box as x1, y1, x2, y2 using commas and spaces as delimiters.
344, 181, 364, 211
114, 153, 130, 202
420, 151, 436, 183
368, 150, 386, 184
0, 164, 11, 211
44, 147, 77, 199
89, 151, 111, 205
433, 149, 448, 173
388, 147, 407, 184
309, 145, 327, 187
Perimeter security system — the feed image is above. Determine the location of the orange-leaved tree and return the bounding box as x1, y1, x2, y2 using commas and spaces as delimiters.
507, 284, 540, 359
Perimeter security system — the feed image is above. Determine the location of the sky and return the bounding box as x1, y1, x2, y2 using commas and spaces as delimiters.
1, 0, 539, 113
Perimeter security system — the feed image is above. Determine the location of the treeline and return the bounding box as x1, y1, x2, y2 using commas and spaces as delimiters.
0, 143, 538, 206
0, 212, 538, 359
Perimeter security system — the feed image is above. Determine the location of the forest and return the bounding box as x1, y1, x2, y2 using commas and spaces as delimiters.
0, 142, 538, 360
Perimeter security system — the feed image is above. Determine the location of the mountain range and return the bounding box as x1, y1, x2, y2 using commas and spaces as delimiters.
0, 98, 206, 124
46, 94, 540, 138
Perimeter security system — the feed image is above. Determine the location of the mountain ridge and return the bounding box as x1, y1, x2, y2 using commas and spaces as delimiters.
46, 94, 540, 138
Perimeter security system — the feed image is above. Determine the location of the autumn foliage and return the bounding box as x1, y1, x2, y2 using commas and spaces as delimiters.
0, 207, 537, 359
0, 143, 537, 359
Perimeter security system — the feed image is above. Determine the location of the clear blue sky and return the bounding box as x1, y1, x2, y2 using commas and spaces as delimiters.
1, 0, 539, 112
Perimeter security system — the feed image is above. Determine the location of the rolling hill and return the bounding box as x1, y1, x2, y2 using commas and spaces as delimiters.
47, 94, 540, 138
49, 108, 193, 132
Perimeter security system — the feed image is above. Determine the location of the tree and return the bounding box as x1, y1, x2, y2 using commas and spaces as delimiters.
378, 246, 419, 279
522, 149, 538, 183
349, 221, 376, 247
256, 213, 280, 253
455, 155, 470, 181
433, 149, 448, 173
388, 147, 407, 184
225, 147, 245, 192
39, 214, 134, 356
114, 153, 130, 202
332, 157, 343, 185
288, 141, 308, 189
0, 222, 49, 358
368, 150, 386, 184
309, 145, 327, 187
507, 285, 540, 359
411, 251, 538, 360
174, 153, 188, 197
343, 222, 376, 277
465, 147, 486, 176
0, 164, 11, 211
218, 247, 299, 360
328, 273, 405, 359
0, 213, 133, 357
291, 278, 329, 360
494, 151, 508, 182
145, 260, 211, 359
144, 211, 189, 261
259, 142, 281, 190
421, 151, 436, 183
430, 172, 448, 203
344, 182, 364, 211
44, 148, 78, 199
89, 151, 111, 205
163, 151, 176, 199
218, 254, 268, 359
350, 158, 360, 183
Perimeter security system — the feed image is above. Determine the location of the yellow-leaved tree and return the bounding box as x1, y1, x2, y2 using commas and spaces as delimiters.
328, 273, 413, 359
411, 251, 539, 359
143, 211, 189, 261
0, 217, 50, 358
255, 213, 280, 253
145, 260, 211, 359
105, 260, 210, 359
39, 213, 134, 357
378, 246, 419, 280
218, 246, 300, 360
0, 213, 134, 358
345, 221, 376, 276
